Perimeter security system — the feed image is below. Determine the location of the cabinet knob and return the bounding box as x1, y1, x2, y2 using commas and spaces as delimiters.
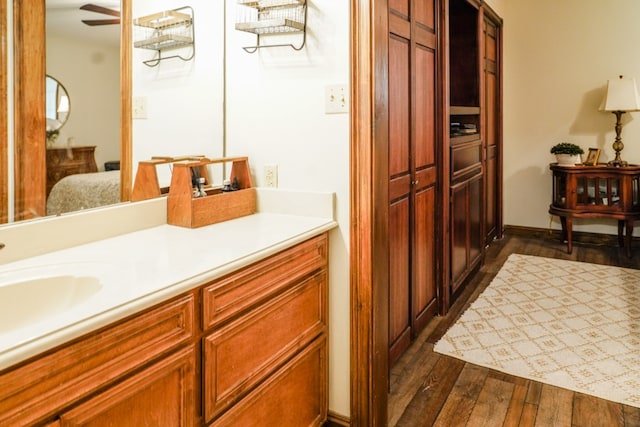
412, 180, 419, 186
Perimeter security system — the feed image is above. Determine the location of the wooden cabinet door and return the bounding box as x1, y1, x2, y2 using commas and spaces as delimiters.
411, 23, 438, 334
388, 0, 439, 367
451, 181, 468, 288
388, 26, 412, 366
59, 346, 197, 427
0, 294, 195, 427
211, 337, 327, 427
483, 16, 501, 244
203, 273, 327, 422
451, 173, 483, 295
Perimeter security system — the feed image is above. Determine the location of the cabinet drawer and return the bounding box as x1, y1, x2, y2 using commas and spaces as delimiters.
59, 346, 197, 427
202, 234, 327, 330
0, 293, 195, 426
211, 336, 327, 427
204, 272, 327, 422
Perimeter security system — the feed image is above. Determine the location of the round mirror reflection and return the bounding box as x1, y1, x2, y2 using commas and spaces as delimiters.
45, 75, 70, 142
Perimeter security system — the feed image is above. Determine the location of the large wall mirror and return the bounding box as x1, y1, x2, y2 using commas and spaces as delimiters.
4, 0, 131, 223
2, 1, 224, 226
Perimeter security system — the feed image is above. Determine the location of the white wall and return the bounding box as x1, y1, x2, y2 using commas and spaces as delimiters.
225, 0, 351, 416
484, 0, 505, 18
503, 0, 640, 234
132, 1, 225, 186
47, 35, 120, 171
133, 1, 351, 416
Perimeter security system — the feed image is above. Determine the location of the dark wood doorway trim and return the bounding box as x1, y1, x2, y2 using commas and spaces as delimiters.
350, 0, 389, 425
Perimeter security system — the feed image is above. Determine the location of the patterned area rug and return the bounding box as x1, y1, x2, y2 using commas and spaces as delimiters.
434, 254, 640, 408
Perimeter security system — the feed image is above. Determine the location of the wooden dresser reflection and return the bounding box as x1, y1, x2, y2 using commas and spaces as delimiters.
46, 146, 98, 196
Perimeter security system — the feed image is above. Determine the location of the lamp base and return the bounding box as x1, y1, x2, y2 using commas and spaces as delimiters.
608, 159, 628, 167
609, 111, 627, 167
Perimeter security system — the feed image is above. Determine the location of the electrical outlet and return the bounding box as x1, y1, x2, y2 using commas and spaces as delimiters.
264, 164, 278, 188
132, 96, 148, 119
325, 84, 349, 114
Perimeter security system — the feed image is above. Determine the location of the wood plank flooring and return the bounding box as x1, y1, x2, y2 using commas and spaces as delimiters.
389, 230, 640, 427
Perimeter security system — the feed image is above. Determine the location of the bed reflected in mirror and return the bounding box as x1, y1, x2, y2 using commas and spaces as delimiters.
43, 0, 123, 218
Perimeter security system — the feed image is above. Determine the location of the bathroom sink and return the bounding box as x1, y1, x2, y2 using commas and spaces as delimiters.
0, 265, 104, 333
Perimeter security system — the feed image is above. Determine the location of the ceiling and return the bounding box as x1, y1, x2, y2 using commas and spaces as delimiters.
46, 0, 121, 47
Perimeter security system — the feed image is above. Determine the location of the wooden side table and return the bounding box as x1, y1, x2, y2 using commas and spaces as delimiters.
549, 163, 640, 256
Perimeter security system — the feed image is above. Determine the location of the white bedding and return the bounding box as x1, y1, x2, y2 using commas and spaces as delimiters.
46, 171, 121, 216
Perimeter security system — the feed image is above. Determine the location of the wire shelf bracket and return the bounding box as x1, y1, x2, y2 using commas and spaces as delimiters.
235, 0, 307, 54
134, 6, 195, 67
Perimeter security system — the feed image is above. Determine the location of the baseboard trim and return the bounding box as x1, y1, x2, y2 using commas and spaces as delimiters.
504, 224, 639, 247
325, 411, 351, 426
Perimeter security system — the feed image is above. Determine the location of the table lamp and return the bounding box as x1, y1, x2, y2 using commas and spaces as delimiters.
599, 75, 640, 166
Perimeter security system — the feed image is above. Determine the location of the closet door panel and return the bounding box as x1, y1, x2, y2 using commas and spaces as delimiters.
414, 0, 435, 29
451, 182, 468, 288
414, 46, 436, 169
390, 0, 409, 17
389, 36, 411, 179
469, 174, 482, 264
412, 185, 437, 332
389, 198, 411, 365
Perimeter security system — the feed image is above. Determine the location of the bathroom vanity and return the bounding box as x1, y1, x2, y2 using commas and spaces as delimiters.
0, 203, 334, 426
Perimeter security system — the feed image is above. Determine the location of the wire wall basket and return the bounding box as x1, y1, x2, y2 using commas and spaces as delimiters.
235, 0, 307, 53
134, 6, 195, 66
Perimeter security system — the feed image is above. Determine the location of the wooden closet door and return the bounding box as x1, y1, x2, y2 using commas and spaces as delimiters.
483, 16, 501, 244
388, 31, 412, 365
388, 0, 439, 366
411, 4, 438, 335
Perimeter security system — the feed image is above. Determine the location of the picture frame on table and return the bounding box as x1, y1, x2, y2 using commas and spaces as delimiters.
584, 148, 601, 166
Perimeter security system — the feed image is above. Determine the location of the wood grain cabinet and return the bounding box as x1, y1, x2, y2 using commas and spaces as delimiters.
203, 234, 328, 426
58, 346, 197, 426
0, 234, 328, 426
449, 0, 484, 298
549, 164, 640, 256
448, 0, 502, 300
46, 146, 98, 196
0, 293, 197, 426
387, 0, 439, 368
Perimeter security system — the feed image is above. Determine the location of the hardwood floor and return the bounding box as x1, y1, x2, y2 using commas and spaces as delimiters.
389, 230, 640, 427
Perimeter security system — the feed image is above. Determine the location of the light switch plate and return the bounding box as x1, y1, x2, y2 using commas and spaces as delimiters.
132, 96, 148, 119
325, 85, 348, 114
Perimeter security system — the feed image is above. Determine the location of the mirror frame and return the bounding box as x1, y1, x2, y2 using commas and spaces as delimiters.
0, 2, 6, 223
5, 0, 131, 223
45, 74, 71, 138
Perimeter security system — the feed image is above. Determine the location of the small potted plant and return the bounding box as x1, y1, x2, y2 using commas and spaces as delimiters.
550, 142, 584, 166
46, 129, 60, 148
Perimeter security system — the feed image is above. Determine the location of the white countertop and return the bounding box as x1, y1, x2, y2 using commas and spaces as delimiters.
0, 212, 336, 370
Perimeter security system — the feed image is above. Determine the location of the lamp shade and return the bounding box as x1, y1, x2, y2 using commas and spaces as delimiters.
599, 77, 640, 112
57, 95, 70, 113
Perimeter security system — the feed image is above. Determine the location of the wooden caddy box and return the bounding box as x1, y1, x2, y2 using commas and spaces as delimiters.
131, 156, 256, 228
131, 156, 206, 202
166, 157, 256, 228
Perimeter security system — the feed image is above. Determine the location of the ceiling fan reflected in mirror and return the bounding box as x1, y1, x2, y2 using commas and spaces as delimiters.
80, 3, 120, 26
